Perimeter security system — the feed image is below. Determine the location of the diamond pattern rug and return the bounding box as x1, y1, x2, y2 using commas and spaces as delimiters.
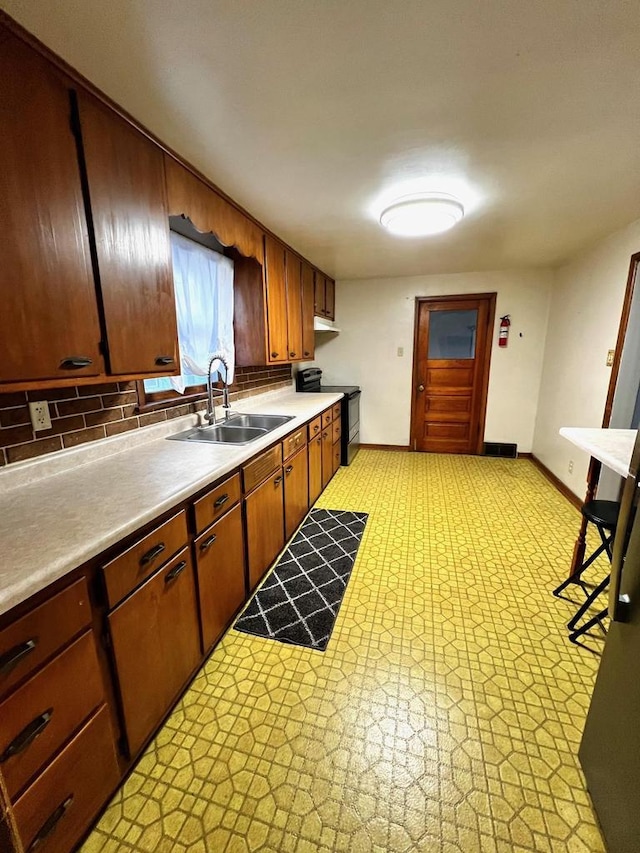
234, 508, 368, 651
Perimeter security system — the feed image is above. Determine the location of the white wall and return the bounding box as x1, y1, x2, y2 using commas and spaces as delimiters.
532, 218, 640, 495
314, 270, 552, 451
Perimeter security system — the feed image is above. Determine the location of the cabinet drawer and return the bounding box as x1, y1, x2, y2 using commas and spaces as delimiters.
13, 705, 119, 853
332, 403, 341, 421
0, 579, 91, 698
321, 409, 333, 428
102, 510, 188, 608
193, 473, 241, 534
0, 631, 104, 802
332, 420, 342, 443
308, 417, 321, 441
243, 444, 282, 494
283, 427, 306, 461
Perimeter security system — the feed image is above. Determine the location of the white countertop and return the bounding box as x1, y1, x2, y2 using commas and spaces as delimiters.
0, 388, 342, 617
559, 427, 637, 478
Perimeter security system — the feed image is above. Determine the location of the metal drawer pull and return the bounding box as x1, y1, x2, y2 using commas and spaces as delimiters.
274, 476, 283, 486
0, 639, 37, 676
165, 561, 187, 584
28, 795, 73, 852
313, 425, 319, 432
155, 355, 174, 366
213, 494, 229, 510
200, 534, 217, 552
271, 351, 279, 358
139, 542, 165, 567
285, 465, 293, 474
59, 356, 92, 370
1, 709, 53, 763
289, 351, 296, 358
304, 351, 310, 357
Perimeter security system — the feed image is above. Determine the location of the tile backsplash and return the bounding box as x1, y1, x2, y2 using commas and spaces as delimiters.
0, 365, 292, 466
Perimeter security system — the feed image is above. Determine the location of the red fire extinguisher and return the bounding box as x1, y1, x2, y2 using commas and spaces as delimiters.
499, 315, 511, 348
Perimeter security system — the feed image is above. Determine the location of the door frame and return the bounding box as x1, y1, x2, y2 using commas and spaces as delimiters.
410, 292, 497, 454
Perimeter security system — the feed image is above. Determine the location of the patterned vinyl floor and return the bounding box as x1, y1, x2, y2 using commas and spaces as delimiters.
81, 451, 607, 853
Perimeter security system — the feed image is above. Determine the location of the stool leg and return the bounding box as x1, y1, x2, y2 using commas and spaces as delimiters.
569, 608, 608, 644
553, 533, 612, 597
567, 575, 610, 631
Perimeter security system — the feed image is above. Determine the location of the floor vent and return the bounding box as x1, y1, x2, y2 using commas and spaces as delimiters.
484, 442, 518, 459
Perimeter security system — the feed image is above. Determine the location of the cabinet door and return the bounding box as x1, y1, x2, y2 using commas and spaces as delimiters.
0, 28, 103, 384
195, 505, 246, 652
322, 428, 334, 489
108, 547, 200, 756
332, 440, 341, 475
77, 92, 178, 375
314, 273, 326, 318
245, 470, 285, 591
308, 433, 323, 505
285, 251, 303, 361
284, 445, 309, 540
301, 262, 315, 360
325, 278, 336, 320
264, 236, 289, 363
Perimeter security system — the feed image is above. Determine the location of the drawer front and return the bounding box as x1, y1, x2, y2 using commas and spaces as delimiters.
193, 473, 241, 534
0, 579, 91, 698
13, 705, 119, 853
0, 631, 104, 802
243, 444, 283, 494
321, 409, 333, 428
308, 416, 322, 441
283, 428, 306, 461
332, 419, 342, 443
102, 510, 188, 608
332, 403, 341, 421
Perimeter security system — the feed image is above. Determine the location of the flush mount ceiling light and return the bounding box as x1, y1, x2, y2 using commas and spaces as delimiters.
379, 192, 465, 237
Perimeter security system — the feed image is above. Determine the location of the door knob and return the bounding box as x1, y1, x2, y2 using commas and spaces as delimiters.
418, 384, 425, 392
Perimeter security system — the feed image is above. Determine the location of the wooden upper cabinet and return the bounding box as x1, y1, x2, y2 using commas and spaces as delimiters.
264, 236, 289, 363
76, 92, 178, 375
314, 273, 326, 318
0, 27, 104, 384
285, 251, 303, 361
301, 261, 315, 360
164, 155, 263, 263
325, 278, 335, 321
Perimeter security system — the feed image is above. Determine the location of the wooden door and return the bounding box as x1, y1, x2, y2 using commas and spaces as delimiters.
0, 27, 104, 384
321, 426, 334, 488
284, 445, 309, 539
194, 505, 246, 652
76, 91, 178, 375
108, 547, 200, 756
314, 273, 326, 317
264, 236, 289, 362
285, 251, 303, 360
301, 262, 315, 360
245, 470, 285, 590
325, 279, 335, 320
308, 433, 323, 505
411, 294, 496, 454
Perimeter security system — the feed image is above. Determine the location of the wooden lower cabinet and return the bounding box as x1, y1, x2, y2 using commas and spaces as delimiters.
321, 427, 334, 489
308, 433, 323, 506
195, 505, 246, 652
13, 705, 119, 853
245, 470, 285, 591
332, 440, 341, 476
108, 547, 201, 757
284, 445, 309, 540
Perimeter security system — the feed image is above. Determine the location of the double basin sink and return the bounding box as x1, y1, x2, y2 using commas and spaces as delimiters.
169, 412, 295, 446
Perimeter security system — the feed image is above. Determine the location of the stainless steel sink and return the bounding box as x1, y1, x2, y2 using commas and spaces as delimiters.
168, 412, 294, 445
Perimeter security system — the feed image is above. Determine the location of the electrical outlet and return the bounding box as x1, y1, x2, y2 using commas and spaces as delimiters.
397, 347, 404, 357
29, 401, 52, 432
568, 460, 574, 474
606, 349, 615, 367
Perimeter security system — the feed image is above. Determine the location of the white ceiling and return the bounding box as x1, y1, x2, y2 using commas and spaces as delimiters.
3, 0, 640, 279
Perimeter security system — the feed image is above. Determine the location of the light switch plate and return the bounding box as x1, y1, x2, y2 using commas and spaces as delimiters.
606, 349, 615, 367
29, 401, 52, 432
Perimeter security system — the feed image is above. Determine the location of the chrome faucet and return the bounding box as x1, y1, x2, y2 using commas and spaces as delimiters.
205, 352, 231, 426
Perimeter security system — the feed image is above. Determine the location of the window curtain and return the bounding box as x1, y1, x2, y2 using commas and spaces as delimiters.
169, 231, 235, 394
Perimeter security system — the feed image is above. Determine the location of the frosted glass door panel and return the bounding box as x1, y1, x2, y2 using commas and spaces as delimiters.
428, 309, 478, 359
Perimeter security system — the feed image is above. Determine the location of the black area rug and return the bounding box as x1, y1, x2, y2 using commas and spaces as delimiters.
234, 508, 368, 651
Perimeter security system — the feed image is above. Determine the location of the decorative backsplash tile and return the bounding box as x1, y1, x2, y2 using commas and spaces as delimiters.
0, 365, 292, 466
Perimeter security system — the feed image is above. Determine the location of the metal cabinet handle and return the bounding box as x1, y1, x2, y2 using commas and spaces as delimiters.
165, 561, 187, 584
274, 476, 283, 486
289, 351, 296, 358
155, 356, 174, 366
200, 534, 217, 552
418, 384, 425, 392
0, 639, 37, 676
285, 465, 293, 474
27, 795, 74, 852
303, 351, 310, 357
271, 352, 279, 358
140, 542, 165, 567
213, 494, 229, 510
1, 709, 53, 763
59, 357, 92, 370
313, 425, 319, 433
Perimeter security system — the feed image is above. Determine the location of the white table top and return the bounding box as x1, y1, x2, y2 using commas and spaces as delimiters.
559, 427, 637, 478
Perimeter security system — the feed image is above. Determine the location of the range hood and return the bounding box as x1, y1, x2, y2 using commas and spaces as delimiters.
314, 317, 341, 333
